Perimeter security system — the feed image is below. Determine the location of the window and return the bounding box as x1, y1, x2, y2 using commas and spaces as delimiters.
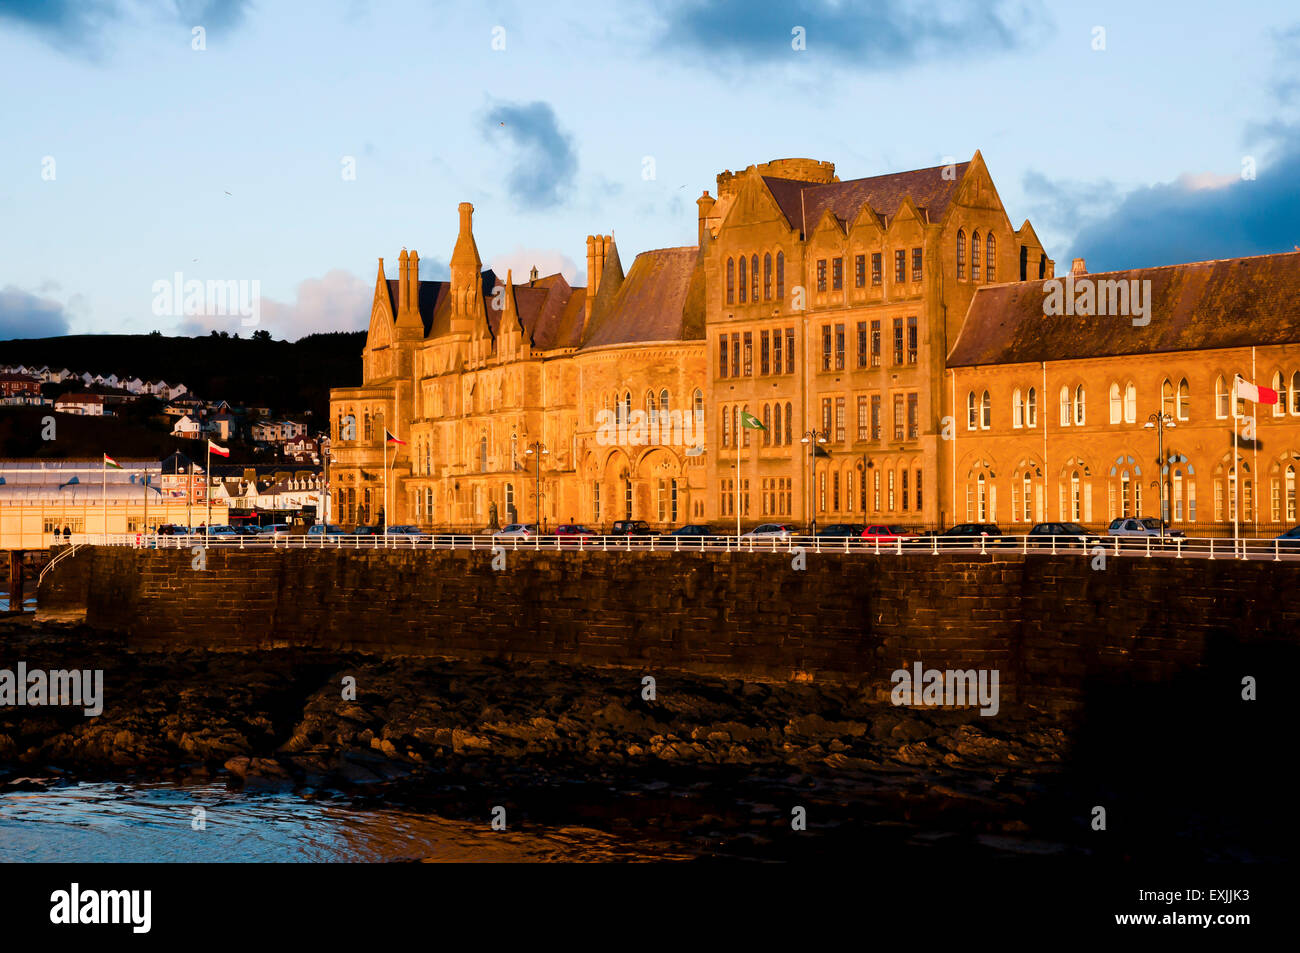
967, 391, 978, 430
981, 390, 991, 429
1123, 382, 1136, 424
901, 469, 909, 511
738, 256, 747, 303
971, 231, 980, 283
660, 389, 669, 414
822, 397, 833, 435
1178, 378, 1190, 420
773, 328, 782, 373
763, 404, 772, 445
785, 401, 793, 445
835, 323, 845, 370
732, 336, 740, 378
742, 404, 751, 447
776, 252, 785, 299
1162, 378, 1175, 418
871, 395, 881, 440
870, 320, 881, 367
894, 249, 906, 283
751, 254, 759, 302
1013, 388, 1024, 428
985, 233, 995, 282
764, 253, 772, 300
1074, 385, 1086, 425
855, 254, 866, 288
911, 247, 922, 283
773, 403, 782, 445
907, 393, 919, 439
743, 332, 753, 376
1109, 382, 1121, 424
892, 318, 904, 365
1026, 387, 1037, 427
857, 322, 867, 368
817, 259, 827, 292
693, 388, 704, 418
857, 396, 869, 440
956, 230, 966, 280
719, 334, 728, 378
835, 397, 845, 442
1215, 375, 1229, 419
906, 316, 917, 364
871, 252, 882, 285
726, 258, 734, 304
893, 395, 904, 440
822, 325, 833, 371
760, 330, 770, 375
1292, 371, 1300, 415
832, 257, 843, 291
786, 328, 795, 373
1060, 386, 1071, 426
1020, 244, 1027, 281
721, 407, 730, 447
1273, 372, 1286, 417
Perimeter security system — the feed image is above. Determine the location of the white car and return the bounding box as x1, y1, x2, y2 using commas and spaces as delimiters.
740, 523, 795, 540
493, 523, 537, 538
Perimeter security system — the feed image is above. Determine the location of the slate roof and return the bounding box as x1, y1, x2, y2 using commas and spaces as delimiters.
947, 251, 1300, 367
763, 161, 970, 234
581, 247, 705, 348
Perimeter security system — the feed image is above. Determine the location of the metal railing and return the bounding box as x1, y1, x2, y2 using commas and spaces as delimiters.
56, 531, 1300, 561
38, 542, 83, 587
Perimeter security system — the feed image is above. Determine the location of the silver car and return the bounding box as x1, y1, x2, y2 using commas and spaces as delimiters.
1107, 517, 1185, 539
740, 523, 795, 540
493, 523, 537, 538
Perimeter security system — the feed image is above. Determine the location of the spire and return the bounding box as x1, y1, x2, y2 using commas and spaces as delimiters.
502, 269, 520, 331
450, 203, 482, 334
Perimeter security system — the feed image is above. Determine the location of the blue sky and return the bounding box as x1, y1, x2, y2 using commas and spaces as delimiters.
1, 0, 1297, 341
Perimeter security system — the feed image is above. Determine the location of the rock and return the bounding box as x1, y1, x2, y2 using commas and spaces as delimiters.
223, 755, 251, 778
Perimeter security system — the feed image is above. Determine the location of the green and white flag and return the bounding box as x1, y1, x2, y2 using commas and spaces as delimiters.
739, 410, 766, 431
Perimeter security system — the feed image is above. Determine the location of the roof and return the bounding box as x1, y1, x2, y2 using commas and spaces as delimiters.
763, 161, 970, 234
947, 252, 1300, 367
56, 392, 106, 404
580, 247, 705, 348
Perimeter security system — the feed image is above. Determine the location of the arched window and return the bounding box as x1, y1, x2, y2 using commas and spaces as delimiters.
738, 256, 747, 303
645, 389, 656, 421
1074, 384, 1086, 425
1070, 470, 1081, 521
660, 389, 670, 414
751, 254, 760, 302
1161, 378, 1174, 418
1109, 382, 1122, 425
726, 258, 734, 304
1172, 467, 1184, 522
1059, 386, 1071, 426
722, 407, 730, 447
784, 401, 793, 445
619, 390, 631, 423
1013, 388, 1024, 428
479, 435, 488, 473
1288, 465, 1297, 522
981, 390, 991, 429
693, 388, 704, 419
1292, 371, 1300, 415
1215, 375, 1229, 419
741, 404, 751, 447
364, 409, 372, 440
985, 233, 996, 282
1026, 387, 1037, 427
1272, 372, 1286, 417
1124, 381, 1136, 424
971, 230, 981, 283
763, 253, 772, 300
776, 252, 785, 299
762, 404, 771, 445
956, 230, 967, 280
1177, 378, 1190, 420
976, 472, 987, 520
773, 402, 783, 445
967, 391, 978, 430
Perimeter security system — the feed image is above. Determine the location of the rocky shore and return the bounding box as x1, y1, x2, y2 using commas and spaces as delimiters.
0, 616, 1283, 862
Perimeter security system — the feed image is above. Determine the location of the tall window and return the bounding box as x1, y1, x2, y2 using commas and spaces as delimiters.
1292, 371, 1300, 415
1123, 382, 1136, 424
822, 325, 833, 371
763, 404, 772, 445
832, 257, 843, 291
857, 321, 868, 368
1013, 388, 1024, 428
893, 318, 904, 365
693, 388, 704, 418
1215, 375, 1229, 419
743, 332, 753, 376
985, 233, 995, 282
835, 397, 845, 443
776, 252, 785, 299
773, 403, 782, 445
907, 394, 919, 439
763, 253, 772, 300
835, 323, 845, 370
816, 259, 827, 292
760, 330, 770, 375
870, 320, 881, 367
912, 247, 923, 283
1026, 387, 1037, 427
981, 390, 991, 429
786, 328, 795, 373
1161, 378, 1175, 418
971, 230, 981, 283
738, 256, 747, 303
1177, 378, 1190, 420
726, 258, 734, 304
906, 316, 917, 364
1109, 382, 1122, 424
871, 395, 881, 440
871, 252, 882, 285
751, 254, 759, 302
893, 395, 904, 440
894, 249, 906, 283
1272, 372, 1286, 417
855, 254, 866, 288
785, 401, 793, 445
857, 396, 869, 440
719, 334, 728, 377
956, 230, 966, 280
1059, 386, 1071, 426
722, 407, 730, 447
967, 391, 978, 430
1074, 385, 1086, 425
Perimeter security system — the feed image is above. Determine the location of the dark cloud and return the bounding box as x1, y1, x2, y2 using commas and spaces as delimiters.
0, 285, 72, 340
653, 0, 1044, 68
482, 101, 578, 211
0, 0, 251, 56
1035, 128, 1300, 273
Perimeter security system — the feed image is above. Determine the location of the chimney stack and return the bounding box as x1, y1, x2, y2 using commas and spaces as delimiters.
586, 235, 607, 314
697, 190, 716, 248
407, 250, 420, 312
397, 249, 409, 315
1071, 257, 1087, 277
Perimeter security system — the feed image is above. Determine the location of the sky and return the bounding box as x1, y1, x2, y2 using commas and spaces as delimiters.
1, 0, 1298, 342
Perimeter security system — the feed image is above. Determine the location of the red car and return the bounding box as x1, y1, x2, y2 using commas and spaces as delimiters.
555, 524, 597, 546
860, 524, 921, 544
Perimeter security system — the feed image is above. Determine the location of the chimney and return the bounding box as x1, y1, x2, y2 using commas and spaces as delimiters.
1071, 257, 1087, 277
697, 190, 716, 248
586, 235, 607, 314
397, 249, 409, 315
529, 265, 538, 283
407, 250, 420, 312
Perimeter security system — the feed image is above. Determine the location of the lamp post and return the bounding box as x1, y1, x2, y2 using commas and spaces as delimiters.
1143, 411, 1176, 541
524, 441, 549, 532
800, 428, 828, 535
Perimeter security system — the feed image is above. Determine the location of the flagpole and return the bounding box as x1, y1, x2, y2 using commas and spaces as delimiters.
102, 454, 107, 544
206, 441, 212, 532
1233, 376, 1239, 550
383, 432, 388, 529
734, 426, 740, 538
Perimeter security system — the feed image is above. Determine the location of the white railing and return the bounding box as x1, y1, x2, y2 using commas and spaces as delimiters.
58, 531, 1300, 561
38, 542, 83, 587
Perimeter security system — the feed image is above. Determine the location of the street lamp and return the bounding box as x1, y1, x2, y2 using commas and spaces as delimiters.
524, 442, 549, 531
1143, 411, 1177, 541
800, 428, 828, 535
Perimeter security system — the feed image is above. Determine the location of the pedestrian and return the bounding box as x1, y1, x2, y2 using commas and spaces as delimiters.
62, 525, 71, 541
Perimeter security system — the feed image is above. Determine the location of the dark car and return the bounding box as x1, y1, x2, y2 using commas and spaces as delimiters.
817, 523, 865, 538
1027, 522, 1101, 550
610, 520, 655, 537
1275, 525, 1300, 550
156, 524, 191, 536
940, 523, 1005, 547
352, 525, 380, 536
230, 524, 262, 536
664, 524, 721, 547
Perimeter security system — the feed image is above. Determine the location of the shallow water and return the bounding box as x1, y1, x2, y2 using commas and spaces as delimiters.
0, 781, 693, 862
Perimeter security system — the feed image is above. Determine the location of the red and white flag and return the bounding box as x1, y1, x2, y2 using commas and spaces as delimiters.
1235, 376, 1279, 405
207, 439, 230, 457
385, 429, 407, 446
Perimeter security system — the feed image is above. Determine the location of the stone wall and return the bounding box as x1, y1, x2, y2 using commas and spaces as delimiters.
36, 546, 1299, 711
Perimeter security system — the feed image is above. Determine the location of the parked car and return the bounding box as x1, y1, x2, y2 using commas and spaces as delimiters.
940, 523, 1005, 546
664, 524, 721, 547
1107, 517, 1186, 540
230, 524, 261, 536
385, 525, 423, 536
1027, 522, 1101, 549
156, 524, 191, 536
817, 523, 865, 538
555, 524, 597, 545
352, 525, 380, 536
740, 523, 796, 540
204, 524, 239, 537
610, 520, 655, 537
1274, 525, 1300, 550
307, 523, 345, 538
860, 524, 921, 545
263, 523, 292, 535
494, 523, 536, 538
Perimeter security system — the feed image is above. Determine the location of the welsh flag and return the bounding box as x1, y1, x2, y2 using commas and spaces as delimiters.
207, 439, 230, 457
1236, 376, 1279, 405
103, 453, 122, 469
739, 410, 766, 431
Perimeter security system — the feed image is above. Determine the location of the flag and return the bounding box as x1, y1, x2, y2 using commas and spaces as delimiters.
103, 454, 122, 469
207, 440, 230, 457
1235, 376, 1278, 405
386, 429, 407, 445
739, 411, 766, 431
